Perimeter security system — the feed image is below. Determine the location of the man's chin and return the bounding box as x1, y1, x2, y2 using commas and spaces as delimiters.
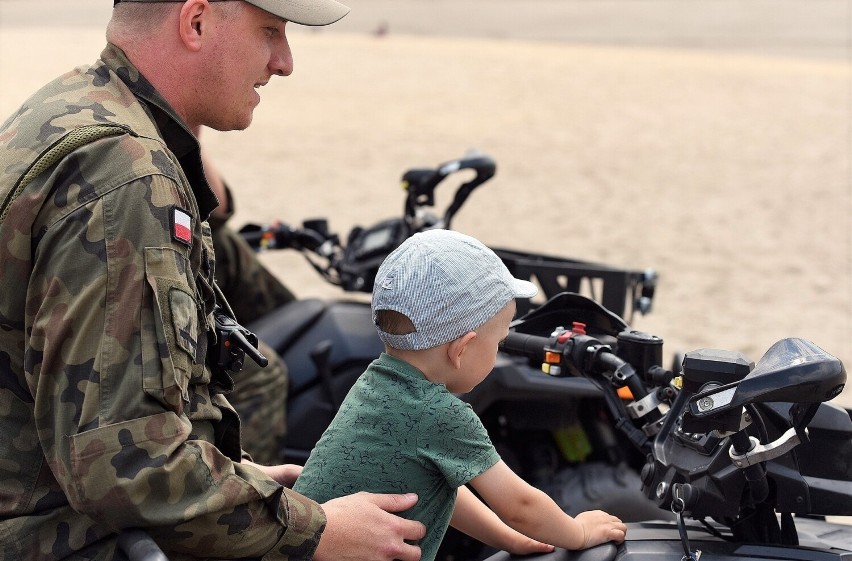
207, 115, 253, 132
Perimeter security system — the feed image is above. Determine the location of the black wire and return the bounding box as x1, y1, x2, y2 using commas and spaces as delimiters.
676, 511, 698, 561
746, 403, 769, 442
699, 518, 728, 540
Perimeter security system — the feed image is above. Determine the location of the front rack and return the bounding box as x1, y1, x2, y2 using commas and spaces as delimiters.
493, 247, 657, 322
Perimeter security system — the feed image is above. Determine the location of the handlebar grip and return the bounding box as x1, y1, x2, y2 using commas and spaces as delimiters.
238, 225, 267, 248
500, 331, 551, 362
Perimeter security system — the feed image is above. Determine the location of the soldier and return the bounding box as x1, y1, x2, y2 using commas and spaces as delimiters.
0, 1, 425, 560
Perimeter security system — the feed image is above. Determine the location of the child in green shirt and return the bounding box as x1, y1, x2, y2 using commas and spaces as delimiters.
294, 229, 626, 559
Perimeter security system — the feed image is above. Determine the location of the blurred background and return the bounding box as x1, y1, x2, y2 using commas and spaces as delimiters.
1, 0, 850, 410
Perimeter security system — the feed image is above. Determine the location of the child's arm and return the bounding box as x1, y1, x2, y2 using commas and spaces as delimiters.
469, 460, 626, 550
451, 485, 554, 555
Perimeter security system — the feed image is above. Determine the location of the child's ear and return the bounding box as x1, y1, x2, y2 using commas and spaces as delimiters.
447, 332, 477, 369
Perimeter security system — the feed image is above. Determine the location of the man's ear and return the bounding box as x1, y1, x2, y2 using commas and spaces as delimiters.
447, 332, 477, 370
178, 0, 209, 52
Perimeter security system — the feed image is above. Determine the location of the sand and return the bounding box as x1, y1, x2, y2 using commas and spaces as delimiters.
1, 0, 850, 413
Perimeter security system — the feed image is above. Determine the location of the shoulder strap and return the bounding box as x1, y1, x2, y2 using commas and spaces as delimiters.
0, 123, 129, 228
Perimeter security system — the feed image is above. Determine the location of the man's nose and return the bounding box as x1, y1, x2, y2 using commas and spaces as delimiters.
270, 36, 294, 76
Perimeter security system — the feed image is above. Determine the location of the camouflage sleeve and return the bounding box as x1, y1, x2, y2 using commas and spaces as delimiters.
28, 169, 325, 559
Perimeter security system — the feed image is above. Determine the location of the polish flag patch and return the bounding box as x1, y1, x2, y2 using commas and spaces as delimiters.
171, 207, 193, 247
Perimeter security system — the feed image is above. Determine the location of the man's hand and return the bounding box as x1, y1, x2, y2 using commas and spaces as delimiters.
314, 492, 425, 561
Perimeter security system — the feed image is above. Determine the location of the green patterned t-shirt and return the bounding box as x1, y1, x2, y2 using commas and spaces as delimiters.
294, 352, 500, 560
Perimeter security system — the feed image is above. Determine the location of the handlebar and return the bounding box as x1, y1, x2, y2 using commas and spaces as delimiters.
238, 151, 500, 292
239, 222, 329, 252
243, 151, 498, 255
501, 327, 649, 400
500, 327, 654, 453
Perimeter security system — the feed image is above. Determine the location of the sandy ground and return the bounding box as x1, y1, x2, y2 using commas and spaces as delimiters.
1, 1, 850, 413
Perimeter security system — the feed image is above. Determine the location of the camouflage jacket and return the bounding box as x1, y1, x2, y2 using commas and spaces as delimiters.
0, 44, 325, 560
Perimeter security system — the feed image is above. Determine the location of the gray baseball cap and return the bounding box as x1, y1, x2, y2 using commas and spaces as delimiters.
113, 0, 350, 26
372, 229, 538, 351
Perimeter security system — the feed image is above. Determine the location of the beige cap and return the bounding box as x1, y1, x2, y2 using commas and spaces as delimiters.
114, 0, 350, 26
241, 0, 349, 25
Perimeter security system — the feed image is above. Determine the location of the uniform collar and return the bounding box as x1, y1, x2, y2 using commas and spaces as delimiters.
101, 43, 219, 219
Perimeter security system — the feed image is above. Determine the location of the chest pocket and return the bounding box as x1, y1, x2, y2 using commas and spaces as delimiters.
142, 246, 201, 414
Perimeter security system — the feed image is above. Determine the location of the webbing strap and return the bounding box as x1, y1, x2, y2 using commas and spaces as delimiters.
0, 123, 128, 228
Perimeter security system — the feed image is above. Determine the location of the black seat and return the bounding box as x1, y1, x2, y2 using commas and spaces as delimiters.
248, 298, 328, 355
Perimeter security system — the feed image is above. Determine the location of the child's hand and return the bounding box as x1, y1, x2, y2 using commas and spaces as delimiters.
575, 510, 627, 548
506, 535, 555, 555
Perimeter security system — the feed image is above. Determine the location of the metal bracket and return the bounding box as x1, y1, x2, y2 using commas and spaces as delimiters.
728, 427, 804, 468
626, 390, 663, 420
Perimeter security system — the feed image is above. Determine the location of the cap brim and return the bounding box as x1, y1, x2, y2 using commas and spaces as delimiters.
248, 0, 350, 26
512, 278, 538, 299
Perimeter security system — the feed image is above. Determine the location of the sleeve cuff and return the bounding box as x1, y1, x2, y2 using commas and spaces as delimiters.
266, 489, 327, 559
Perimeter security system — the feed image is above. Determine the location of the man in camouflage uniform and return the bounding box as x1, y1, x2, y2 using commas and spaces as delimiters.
0, 1, 425, 559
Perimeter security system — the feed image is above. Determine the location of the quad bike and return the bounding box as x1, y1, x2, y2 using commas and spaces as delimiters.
483, 292, 851, 560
